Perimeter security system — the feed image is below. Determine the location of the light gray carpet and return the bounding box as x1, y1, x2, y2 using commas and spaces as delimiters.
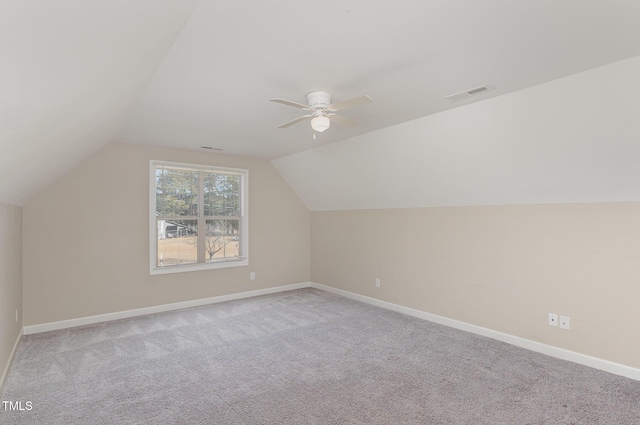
1, 288, 639, 424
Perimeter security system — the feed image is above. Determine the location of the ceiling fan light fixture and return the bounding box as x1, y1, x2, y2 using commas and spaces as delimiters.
311, 115, 330, 132
271, 92, 372, 132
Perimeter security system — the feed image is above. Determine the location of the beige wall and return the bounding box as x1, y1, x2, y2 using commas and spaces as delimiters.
22, 142, 310, 326
312, 203, 640, 369
19, 140, 640, 372
0, 202, 22, 387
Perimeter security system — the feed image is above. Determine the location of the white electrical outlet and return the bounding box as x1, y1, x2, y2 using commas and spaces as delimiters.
250, 272, 255, 280
375, 278, 380, 288
560, 316, 570, 330
548, 313, 558, 326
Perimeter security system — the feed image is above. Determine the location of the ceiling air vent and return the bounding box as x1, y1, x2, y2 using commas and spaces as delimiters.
445, 85, 494, 102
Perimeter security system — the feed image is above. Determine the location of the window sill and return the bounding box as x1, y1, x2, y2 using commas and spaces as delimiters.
150, 258, 248, 275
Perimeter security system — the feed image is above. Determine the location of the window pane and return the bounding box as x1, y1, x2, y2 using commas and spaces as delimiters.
157, 219, 198, 267
156, 167, 199, 216
204, 172, 240, 217
205, 219, 240, 261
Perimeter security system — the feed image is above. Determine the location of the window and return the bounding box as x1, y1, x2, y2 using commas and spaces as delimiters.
150, 161, 248, 275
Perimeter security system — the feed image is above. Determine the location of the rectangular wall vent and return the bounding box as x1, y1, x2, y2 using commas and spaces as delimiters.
445, 84, 494, 102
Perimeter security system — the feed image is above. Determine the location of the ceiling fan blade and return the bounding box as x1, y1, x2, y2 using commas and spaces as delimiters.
327, 95, 373, 112
277, 114, 313, 128
270, 98, 311, 110
327, 113, 356, 127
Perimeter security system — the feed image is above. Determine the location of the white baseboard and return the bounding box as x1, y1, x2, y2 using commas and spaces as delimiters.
23, 282, 311, 335
311, 282, 401, 312
310, 282, 640, 382
1, 328, 23, 392
20, 280, 640, 382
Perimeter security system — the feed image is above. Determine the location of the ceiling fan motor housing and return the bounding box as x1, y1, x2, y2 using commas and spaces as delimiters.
306, 91, 332, 109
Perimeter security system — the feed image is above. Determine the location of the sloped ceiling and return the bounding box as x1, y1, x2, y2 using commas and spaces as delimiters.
0, 0, 198, 205
2, 1, 640, 207
273, 57, 640, 211
118, 0, 640, 159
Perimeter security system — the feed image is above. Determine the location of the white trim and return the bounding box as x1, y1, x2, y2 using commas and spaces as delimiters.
0, 329, 23, 392
149, 160, 156, 273
311, 282, 400, 312
150, 258, 249, 275
309, 282, 640, 382
20, 281, 640, 381
149, 160, 249, 276
23, 282, 311, 335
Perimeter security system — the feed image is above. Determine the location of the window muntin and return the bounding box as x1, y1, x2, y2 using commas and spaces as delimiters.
151, 161, 248, 275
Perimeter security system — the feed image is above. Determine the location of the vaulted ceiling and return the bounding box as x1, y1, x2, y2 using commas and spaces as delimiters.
2, 1, 640, 206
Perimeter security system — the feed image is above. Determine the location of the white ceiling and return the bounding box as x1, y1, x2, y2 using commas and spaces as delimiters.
0, 0, 198, 205
118, 0, 640, 158
274, 56, 640, 211
2, 0, 640, 206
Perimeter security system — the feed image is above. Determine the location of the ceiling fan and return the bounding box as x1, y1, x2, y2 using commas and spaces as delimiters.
270, 91, 373, 132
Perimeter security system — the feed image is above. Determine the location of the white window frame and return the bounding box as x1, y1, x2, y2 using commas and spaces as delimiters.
150, 160, 249, 275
